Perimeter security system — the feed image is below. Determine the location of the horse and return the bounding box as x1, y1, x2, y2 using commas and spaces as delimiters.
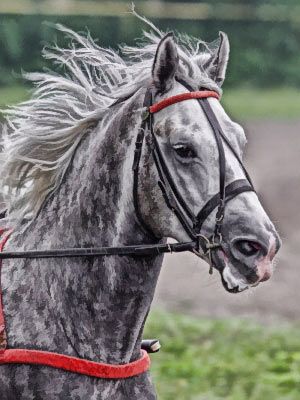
0, 19, 281, 400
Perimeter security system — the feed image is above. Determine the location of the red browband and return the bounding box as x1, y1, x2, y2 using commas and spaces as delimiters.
0, 229, 150, 379
149, 90, 220, 114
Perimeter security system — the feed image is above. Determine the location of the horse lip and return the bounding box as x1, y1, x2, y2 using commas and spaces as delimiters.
196, 245, 250, 294
210, 248, 227, 273
211, 248, 251, 293
220, 272, 248, 294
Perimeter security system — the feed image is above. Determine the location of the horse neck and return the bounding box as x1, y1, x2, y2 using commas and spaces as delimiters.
11, 90, 163, 364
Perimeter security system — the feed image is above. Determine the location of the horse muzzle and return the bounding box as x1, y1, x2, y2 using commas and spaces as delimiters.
212, 229, 281, 293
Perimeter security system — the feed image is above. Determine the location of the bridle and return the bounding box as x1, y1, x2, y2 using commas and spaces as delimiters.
0, 79, 255, 380
132, 79, 254, 271
0, 80, 254, 274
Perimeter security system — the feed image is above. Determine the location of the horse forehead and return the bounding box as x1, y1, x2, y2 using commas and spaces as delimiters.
155, 100, 209, 135
155, 117, 203, 140
176, 101, 207, 124
155, 97, 242, 142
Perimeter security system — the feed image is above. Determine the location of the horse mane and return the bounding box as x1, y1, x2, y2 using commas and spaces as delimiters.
0, 13, 221, 224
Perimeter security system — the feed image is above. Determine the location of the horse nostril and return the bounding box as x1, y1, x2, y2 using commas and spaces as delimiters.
235, 240, 262, 257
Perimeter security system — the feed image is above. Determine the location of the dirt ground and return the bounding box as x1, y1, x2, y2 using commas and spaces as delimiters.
153, 120, 300, 323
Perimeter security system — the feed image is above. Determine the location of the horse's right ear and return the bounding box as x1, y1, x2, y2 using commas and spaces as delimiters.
152, 33, 179, 93
194, 32, 230, 87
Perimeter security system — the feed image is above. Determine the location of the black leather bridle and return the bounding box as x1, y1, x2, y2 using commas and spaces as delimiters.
0, 80, 254, 273
132, 79, 254, 271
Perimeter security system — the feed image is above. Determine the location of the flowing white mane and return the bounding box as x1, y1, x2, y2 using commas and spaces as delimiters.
0, 14, 221, 224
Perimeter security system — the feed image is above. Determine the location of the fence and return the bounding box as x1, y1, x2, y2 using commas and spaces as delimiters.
0, 1, 299, 88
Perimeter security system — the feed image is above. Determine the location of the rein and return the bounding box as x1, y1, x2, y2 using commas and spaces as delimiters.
0, 80, 255, 379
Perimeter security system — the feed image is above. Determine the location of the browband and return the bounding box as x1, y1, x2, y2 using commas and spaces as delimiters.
149, 90, 220, 114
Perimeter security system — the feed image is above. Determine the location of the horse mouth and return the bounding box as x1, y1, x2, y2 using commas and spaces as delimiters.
194, 245, 266, 294
220, 273, 249, 293
210, 249, 250, 294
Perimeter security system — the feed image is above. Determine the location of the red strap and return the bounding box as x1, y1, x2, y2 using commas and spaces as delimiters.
0, 349, 150, 379
0, 228, 151, 379
149, 90, 220, 114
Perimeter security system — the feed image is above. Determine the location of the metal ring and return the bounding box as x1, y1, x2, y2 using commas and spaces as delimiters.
196, 234, 212, 256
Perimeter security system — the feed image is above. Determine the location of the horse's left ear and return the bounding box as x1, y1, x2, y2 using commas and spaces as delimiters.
152, 33, 179, 93
199, 32, 230, 87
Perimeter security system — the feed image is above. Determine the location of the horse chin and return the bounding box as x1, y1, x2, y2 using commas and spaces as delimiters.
211, 250, 249, 294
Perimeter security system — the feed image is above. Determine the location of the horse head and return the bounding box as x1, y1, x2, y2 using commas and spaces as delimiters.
138, 33, 281, 293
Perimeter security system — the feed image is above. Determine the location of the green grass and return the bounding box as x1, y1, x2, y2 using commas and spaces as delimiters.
222, 87, 300, 120
0, 85, 299, 119
145, 311, 300, 400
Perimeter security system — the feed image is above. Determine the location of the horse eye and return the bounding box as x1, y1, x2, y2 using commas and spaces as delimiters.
173, 144, 196, 159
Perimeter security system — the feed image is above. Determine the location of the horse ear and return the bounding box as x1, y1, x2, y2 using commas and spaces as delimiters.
198, 32, 230, 87
152, 33, 179, 93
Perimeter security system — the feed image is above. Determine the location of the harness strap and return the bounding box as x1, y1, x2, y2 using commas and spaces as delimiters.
177, 79, 255, 217
149, 117, 195, 223
0, 349, 150, 379
0, 229, 150, 379
195, 179, 253, 232
200, 98, 227, 234
215, 127, 254, 188
149, 90, 220, 113
149, 111, 197, 240
0, 240, 197, 260
132, 89, 159, 241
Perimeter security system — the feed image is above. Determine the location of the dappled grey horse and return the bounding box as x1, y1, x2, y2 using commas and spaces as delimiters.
0, 19, 280, 400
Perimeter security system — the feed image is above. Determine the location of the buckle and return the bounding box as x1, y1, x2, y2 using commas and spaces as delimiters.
215, 201, 225, 223
193, 233, 222, 275
195, 234, 210, 256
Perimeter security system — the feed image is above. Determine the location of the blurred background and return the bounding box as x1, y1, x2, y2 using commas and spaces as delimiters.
1, 0, 300, 399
